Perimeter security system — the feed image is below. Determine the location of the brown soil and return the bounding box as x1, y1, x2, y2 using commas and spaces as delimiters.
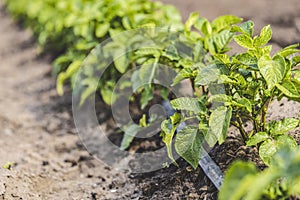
0, 0, 300, 199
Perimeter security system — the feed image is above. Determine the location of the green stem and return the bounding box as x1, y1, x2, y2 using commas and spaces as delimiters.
260, 98, 271, 131
235, 114, 248, 142
254, 96, 271, 118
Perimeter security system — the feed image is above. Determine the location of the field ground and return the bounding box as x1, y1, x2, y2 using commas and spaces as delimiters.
1, 0, 300, 199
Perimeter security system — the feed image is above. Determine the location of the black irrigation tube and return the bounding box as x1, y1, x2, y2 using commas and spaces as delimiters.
162, 101, 224, 190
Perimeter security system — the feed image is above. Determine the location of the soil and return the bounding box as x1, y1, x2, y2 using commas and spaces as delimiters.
0, 0, 300, 199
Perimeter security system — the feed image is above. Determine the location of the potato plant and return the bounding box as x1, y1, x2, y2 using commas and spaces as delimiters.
4, 0, 182, 98
220, 147, 300, 200
4, 0, 300, 198
162, 19, 300, 167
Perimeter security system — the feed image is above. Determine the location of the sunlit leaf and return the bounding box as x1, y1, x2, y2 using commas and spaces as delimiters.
258, 55, 285, 90
175, 126, 204, 169
234, 34, 253, 49
246, 132, 269, 146
206, 106, 232, 146
170, 97, 205, 114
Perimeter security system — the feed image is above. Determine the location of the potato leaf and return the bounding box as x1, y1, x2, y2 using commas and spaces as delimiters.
211, 30, 234, 53
184, 12, 199, 32
211, 15, 242, 33
276, 80, 300, 99
269, 118, 299, 136
276, 44, 300, 57
220, 148, 300, 200
246, 132, 269, 146
56, 60, 82, 95
259, 135, 297, 166
175, 126, 204, 169
232, 20, 254, 36
161, 113, 181, 165
95, 22, 110, 38
195, 64, 220, 86
120, 124, 141, 150
170, 97, 206, 114
219, 161, 258, 200
259, 139, 277, 166
206, 106, 232, 146
113, 47, 130, 73
275, 134, 297, 150
258, 55, 286, 90
253, 25, 272, 47
233, 34, 253, 49
79, 77, 99, 106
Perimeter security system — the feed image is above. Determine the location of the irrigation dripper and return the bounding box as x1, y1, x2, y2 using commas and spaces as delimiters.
162, 101, 224, 190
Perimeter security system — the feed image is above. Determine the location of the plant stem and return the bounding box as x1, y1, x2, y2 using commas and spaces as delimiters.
260, 98, 271, 131
255, 94, 272, 131
235, 114, 248, 141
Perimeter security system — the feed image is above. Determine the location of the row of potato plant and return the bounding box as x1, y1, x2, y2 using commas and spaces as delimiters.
4, 0, 300, 198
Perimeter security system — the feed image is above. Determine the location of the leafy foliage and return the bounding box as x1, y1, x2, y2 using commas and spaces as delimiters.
4, 0, 182, 98
219, 147, 300, 200
5, 0, 300, 197
161, 20, 300, 169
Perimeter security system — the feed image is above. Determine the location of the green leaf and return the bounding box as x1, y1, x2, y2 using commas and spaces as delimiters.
175, 126, 204, 169
172, 68, 194, 85
120, 124, 141, 150
218, 75, 237, 84
276, 44, 300, 57
276, 80, 300, 98
211, 15, 242, 33
161, 113, 181, 165
275, 134, 297, 150
232, 20, 254, 36
184, 12, 199, 32
79, 77, 99, 106
135, 48, 162, 57
194, 17, 209, 34
294, 70, 300, 82
219, 161, 258, 200
131, 70, 142, 92
206, 106, 232, 146
95, 22, 110, 38
253, 25, 272, 47
139, 114, 147, 127
258, 55, 286, 90
122, 17, 132, 29
236, 53, 258, 67
211, 30, 234, 52
139, 58, 158, 86
170, 97, 205, 114
56, 60, 82, 96
198, 20, 212, 36
236, 98, 252, 113
195, 64, 220, 86
269, 118, 299, 136
113, 47, 130, 73
246, 132, 269, 146
209, 83, 226, 96
140, 87, 153, 109
220, 147, 300, 200
209, 94, 232, 105
233, 34, 253, 49
215, 54, 230, 64
259, 139, 277, 166
163, 45, 179, 61
243, 170, 280, 200
100, 82, 117, 105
